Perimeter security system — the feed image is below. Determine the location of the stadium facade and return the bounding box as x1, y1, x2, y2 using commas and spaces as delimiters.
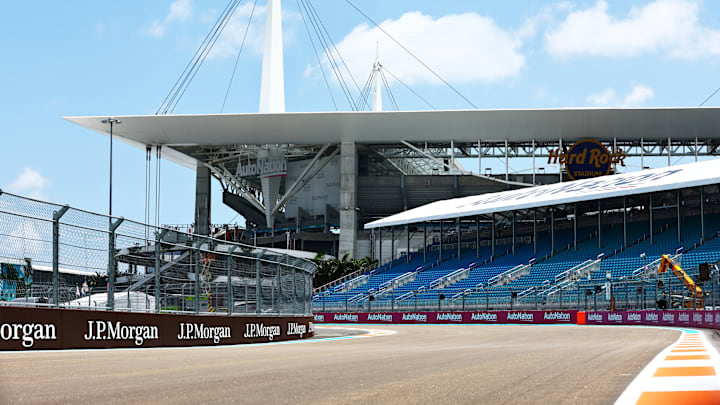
65, 0, 720, 266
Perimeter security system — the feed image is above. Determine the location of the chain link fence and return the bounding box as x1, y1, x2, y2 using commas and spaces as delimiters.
0, 190, 315, 316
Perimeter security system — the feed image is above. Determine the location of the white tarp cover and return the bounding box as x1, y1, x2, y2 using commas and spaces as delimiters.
365, 159, 720, 229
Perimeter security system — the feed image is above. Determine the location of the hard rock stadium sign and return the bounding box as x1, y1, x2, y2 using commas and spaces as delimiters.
547, 139, 626, 180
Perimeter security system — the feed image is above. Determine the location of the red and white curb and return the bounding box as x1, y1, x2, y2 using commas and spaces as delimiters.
615, 329, 720, 405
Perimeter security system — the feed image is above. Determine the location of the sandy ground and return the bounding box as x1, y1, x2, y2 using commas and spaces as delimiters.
0, 324, 678, 404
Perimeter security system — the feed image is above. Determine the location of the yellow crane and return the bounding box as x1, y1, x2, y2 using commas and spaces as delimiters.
658, 254, 703, 309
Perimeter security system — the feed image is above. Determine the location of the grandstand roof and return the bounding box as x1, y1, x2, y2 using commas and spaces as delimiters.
364, 159, 720, 229
65, 107, 720, 168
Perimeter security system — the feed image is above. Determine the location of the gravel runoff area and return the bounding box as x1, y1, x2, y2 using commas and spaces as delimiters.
0, 324, 678, 404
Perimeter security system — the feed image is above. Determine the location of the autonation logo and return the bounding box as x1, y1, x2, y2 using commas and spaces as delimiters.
367, 313, 393, 322
543, 312, 570, 321
402, 313, 427, 322
587, 313, 603, 322
662, 313, 675, 322
678, 313, 690, 323
507, 312, 533, 322
333, 314, 358, 322
626, 313, 642, 322
471, 312, 498, 322
313, 314, 325, 322
645, 313, 659, 322
607, 313, 622, 322
436, 313, 462, 322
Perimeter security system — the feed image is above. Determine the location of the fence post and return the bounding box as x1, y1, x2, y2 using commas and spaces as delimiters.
52, 205, 69, 308
257, 251, 263, 315
154, 229, 168, 313
195, 238, 202, 314
107, 217, 124, 311
227, 245, 237, 315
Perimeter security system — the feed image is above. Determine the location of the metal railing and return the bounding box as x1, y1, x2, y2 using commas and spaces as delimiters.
0, 190, 316, 316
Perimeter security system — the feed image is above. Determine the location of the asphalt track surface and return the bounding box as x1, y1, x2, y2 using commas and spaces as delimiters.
0, 325, 679, 404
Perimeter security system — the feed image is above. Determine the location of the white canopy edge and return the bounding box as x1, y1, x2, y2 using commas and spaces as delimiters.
365, 159, 720, 229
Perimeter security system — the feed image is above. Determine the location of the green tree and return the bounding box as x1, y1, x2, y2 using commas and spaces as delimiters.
312, 253, 378, 288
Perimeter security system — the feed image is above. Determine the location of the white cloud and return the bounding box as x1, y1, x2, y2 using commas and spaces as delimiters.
148, 0, 193, 37
7, 167, 50, 199
586, 88, 615, 106
587, 84, 654, 107
312, 11, 527, 87
546, 0, 720, 58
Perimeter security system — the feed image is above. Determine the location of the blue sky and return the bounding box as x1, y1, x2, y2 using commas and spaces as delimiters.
2, 0, 720, 226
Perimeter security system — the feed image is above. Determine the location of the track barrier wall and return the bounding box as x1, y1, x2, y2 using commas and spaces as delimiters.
0, 307, 314, 350
313, 310, 720, 329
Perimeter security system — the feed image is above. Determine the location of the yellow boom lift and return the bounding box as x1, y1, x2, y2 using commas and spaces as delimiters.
658, 254, 703, 309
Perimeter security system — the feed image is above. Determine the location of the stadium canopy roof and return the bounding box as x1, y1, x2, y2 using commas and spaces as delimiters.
364, 159, 720, 229
65, 107, 720, 167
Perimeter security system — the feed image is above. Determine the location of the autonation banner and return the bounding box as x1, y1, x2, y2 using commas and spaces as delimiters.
313, 311, 577, 325
315, 310, 720, 329
0, 307, 314, 350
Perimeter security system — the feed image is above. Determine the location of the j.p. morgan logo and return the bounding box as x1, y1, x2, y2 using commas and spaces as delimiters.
436, 313, 462, 322
402, 313, 427, 322
83, 320, 158, 346
548, 139, 626, 180
313, 314, 325, 322
177, 323, 231, 344
507, 312, 533, 322
471, 312, 498, 322
367, 313, 393, 322
543, 312, 570, 321
287, 322, 307, 338
333, 313, 358, 322
0, 323, 56, 348
243, 323, 281, 341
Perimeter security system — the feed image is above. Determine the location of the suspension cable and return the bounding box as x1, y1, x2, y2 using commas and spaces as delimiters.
380, 70, 399, 110
145, 145, 151, 241
304, 0, 371, 110
297, 0, 355, 108
343, 0, 477, 109
296, 0, 338, 110
221, 0, 258, 113
383, 65, 437, 110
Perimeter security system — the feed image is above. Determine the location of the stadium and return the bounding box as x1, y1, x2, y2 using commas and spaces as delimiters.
3, 1, 720, 404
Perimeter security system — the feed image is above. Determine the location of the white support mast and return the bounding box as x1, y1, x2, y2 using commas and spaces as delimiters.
259, 0, 285, 113
372, 42, 382, 112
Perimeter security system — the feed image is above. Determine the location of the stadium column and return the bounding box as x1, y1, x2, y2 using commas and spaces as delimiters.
456, 218, 461, 259
533, 209, 537, 255
649, 193, 654, 244
491, 214, 496, 258
677, 190, 682, 242
476, 216, 480, 258
439, 220, 443, 262
701, 186, 706, 242
512, 211, 516, 255
598, 200, 602, 249
573, 203, 578, 251
339, 142, 358, 258
194, 163, 211, 236
391, 226, 395, 266
550, 207, 555, 253
407, 224, 411, 264
623, 196, 628, 247
424, 222, 428, 263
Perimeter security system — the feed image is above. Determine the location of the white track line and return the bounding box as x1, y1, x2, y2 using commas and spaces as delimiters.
615, 329, 720, 404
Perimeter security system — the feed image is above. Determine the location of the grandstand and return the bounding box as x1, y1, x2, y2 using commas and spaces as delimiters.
314, 160, 720, 312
